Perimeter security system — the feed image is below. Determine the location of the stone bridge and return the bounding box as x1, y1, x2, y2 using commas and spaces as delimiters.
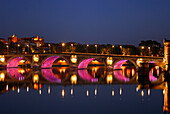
0, 52, 163, 69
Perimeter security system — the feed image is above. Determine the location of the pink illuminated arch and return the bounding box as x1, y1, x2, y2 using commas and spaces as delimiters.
7, 68, 25, 80
41, 69, 61, 83
78, 58, 95, 69
78, 70, 98, 82
149, 71, 157, 82
41, 56, 60, 68
114, 60, 128, 69
7, 57, 24, 68
113, 70, 130, 82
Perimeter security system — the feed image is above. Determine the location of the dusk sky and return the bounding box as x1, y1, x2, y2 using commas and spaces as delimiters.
0, 0, 170, 45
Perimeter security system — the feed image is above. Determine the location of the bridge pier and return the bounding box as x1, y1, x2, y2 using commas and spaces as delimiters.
164, 39, 170, 71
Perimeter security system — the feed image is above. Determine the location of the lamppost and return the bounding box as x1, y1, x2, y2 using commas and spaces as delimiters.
112, 45, 114, 54
6, 45, 9, 54
62, 43, 65, 52
17, 44, 20, 53
86, 44, 89, 53
148, 47, 150, 56
27, 44, 29, 54
141, 46, 144, 56
95, 44, 97, 54
48, 44, 51, 53
71, 44, 73, 52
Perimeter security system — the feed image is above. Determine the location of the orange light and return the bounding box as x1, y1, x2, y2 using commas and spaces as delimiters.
12, 86, 15, 91
39, 83, 42, 89
34, 83, 38, 90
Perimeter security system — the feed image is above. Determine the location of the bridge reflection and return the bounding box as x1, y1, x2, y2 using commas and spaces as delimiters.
1, 65, 170, 112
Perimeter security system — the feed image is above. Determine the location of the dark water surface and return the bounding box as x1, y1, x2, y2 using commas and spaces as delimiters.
0, 66, 165, 114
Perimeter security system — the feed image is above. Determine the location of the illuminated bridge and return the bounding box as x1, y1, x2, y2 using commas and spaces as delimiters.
0, 52, 163, 69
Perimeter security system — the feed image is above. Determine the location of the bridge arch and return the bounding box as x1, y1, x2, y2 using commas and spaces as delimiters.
41, 55, 70, 68
7, 56, 32, 68
113, 59, 138, 70
78, 58, 106, 69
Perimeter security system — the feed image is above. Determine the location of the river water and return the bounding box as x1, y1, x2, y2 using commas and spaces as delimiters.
0, 66, 165, 114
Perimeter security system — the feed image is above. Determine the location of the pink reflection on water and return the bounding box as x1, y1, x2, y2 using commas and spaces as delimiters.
114, 70, 130, 82
41, 69, 61, 83
114, 60, 127, 69
148, 61, 156, 63
78, 58, 95, 69
41, 56, 59, 68
7, 68, 25, 80
149, 71, 157, 82
78, 70, 98, 82
7, 57, 23, 68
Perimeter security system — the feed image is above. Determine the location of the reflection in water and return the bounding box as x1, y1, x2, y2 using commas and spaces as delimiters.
114, 70, 130, 82
0, 65, 168, 113
78, 69, 98, 82
149, 70, 157, 82
7, 68, 25, 80
41, 69, 61, 83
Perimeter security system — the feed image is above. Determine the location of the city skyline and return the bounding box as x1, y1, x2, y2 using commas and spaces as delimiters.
0, 0, 170, 46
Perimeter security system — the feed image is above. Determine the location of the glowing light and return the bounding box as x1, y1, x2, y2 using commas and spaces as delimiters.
12, 86, 15, 91
18, 69, 25, 74
95, 44, 97, 47
6, 84, 8, 91
48, 86, 50, 94
62, 89, 65, 97
106, 57, 113, 65
120, 88, 122, 95
141, 46, 144, 49
136, 58, 143, 66
27, 86, 29, 92
112, 45, 114, 48
106, 74, 113, 84
148, 47, 150, 50
87, 44, 89, 47
17, 44, 20, 47
33, 54, 39, 62
71, 44, 73, 47
148, 89, 150, 96
112, 90, 115, 96
33, 74, 39, 83
120, 46, 122, 49
0, 72, 5, 81
39, 89, 42, 95
95, 88, 97, 95
70, 74, 77, 84
71, 88, 73, 95
141, 90, 144, 96
0, 55, 5, 62
86, 90, 89, 96
136, 87, 139, 92
62, 43, 65, 47
163, 89, 166, 95
71, 55, 77, 63
34, 83, 38, 90
17, 87, 20, 93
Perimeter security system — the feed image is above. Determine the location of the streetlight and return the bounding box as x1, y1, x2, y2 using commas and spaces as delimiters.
6, 45, 9, 54
86, 44, 89, 53
62, 43, 65, 52
95, 44, 97, 54
112, 45, 114, 54
48, 44, 51, 53
71, 44, 73, 52
17, 44, 20, 53
27, 44, 29, 54
148, 47, 150, 55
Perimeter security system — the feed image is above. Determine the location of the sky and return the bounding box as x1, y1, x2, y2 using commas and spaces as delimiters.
0, 0, 170, 46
